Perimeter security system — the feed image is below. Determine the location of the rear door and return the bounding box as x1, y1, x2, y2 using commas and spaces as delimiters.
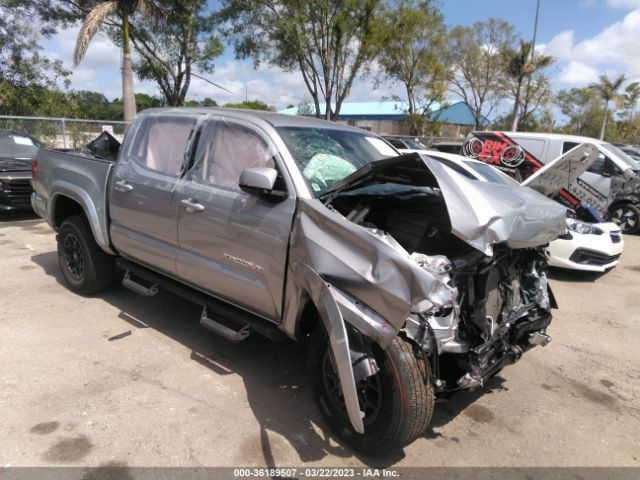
175, 117, 296, 321
109, 114, 197, 274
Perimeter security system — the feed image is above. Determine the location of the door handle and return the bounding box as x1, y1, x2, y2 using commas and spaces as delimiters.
181, 198, 205, 213
114, 180, 133, 192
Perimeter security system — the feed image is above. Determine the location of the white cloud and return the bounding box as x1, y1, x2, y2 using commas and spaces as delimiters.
607, 0, 640, 8
543, 9, 640, 86
556, 61, 601, 85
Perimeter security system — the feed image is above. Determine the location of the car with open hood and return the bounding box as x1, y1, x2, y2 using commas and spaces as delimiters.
461, 131, 640, 234
0, 130, 41, 211
32, 109, 566, 454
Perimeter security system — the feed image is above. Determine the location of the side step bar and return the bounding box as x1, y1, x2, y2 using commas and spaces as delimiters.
115, 259, 286, 343
122, 271, 159, 297
200, 307, 251, 342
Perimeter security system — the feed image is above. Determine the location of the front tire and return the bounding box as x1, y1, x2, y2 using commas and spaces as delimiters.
57, 215, 116, 294
308, 323, 434, 455
609, 203, 640, 234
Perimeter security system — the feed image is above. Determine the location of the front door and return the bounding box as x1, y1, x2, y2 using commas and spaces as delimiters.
176, 117, 296, 321
562, 141, 612, 213
110, 114, 197, 274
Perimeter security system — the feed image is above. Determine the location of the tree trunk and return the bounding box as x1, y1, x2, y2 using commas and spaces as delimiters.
510, 78, 523, 131
121, 14, 137, 126
599, 100, 608, 140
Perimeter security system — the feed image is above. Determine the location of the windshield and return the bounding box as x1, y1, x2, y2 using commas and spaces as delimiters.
463, 160, 519, 186
0, 133, 40, 159
601, 143, 640, 171
277, 127, 398, 196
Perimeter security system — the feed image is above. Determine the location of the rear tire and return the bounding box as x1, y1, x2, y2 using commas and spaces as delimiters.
308, 323, 434, 455
609, 203, 640, 234
57, 215, 116, 294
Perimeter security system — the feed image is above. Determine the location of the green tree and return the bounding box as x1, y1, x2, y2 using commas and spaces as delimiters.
588, 73, 626, 140
218, 0, 385, 120
0, 2, 70, 115
134, 92, 163, 111
130, 0, 223, 106
555, 87, 605, 138
378, 0, 449, 135
448, 18, 517, 129
73, 0, 164, 125
505, 40, 554, 131
622, 81, 640, 122
222, 100, 274, 111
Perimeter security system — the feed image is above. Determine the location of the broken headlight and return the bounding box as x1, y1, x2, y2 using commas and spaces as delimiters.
566, 218, 603, 235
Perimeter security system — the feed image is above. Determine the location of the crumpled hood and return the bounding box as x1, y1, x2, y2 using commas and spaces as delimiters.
325, 153, 567, 255
0, 157, 32, 173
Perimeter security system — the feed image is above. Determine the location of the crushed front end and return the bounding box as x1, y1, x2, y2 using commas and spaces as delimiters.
404, 245, 555, 393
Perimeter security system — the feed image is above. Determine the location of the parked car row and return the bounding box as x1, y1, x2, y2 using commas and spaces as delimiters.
0, 131, 41, 211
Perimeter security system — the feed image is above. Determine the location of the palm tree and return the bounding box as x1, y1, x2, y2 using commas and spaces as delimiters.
507, 40, 553, 131
588, 73, 626, 140
73, 1, 161, 125
623, 81, 640, 122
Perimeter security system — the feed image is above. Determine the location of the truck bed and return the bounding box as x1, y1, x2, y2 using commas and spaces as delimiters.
31, 148, 115, 253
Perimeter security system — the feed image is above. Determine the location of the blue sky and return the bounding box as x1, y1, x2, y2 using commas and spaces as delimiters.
43, 0, 640, 111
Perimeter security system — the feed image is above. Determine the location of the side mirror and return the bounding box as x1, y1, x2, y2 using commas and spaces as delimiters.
239, 167, 277, 195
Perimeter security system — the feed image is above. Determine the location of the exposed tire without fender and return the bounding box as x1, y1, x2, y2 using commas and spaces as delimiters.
57, 215, 116, 294
308, 323, 435, 455
609, 203, 640, 234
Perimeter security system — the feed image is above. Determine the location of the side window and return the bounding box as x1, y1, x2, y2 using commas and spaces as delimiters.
129, 116, 196, 177
562, 141, 580, 154
190, 120, 277, 191
587, 153, 606, 174
386, 138, 405, 149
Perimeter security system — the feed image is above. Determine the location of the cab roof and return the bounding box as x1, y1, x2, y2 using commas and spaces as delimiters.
137, 107, 369, 133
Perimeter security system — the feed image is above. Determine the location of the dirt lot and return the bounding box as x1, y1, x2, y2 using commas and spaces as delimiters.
1, 211, 639, 469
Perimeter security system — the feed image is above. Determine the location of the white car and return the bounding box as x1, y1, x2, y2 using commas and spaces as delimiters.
424, 151, 624, 273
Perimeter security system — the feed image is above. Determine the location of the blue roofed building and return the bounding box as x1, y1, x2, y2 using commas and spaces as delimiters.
277, 100, 488, 138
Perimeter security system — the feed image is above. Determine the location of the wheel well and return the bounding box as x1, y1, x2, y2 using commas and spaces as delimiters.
296, 297, 321, 343
609, 200, 639, 212
53, 195, 85, 228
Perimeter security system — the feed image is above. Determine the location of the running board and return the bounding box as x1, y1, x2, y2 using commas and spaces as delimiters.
115, 259, 287, 342
200, 307, 251, 342
122, 271, 159, 297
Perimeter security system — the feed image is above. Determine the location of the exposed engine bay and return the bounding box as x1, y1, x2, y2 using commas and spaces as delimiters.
328, 182, 555, 393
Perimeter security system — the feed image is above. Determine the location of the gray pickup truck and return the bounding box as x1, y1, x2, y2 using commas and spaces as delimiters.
32, 108, 567, 454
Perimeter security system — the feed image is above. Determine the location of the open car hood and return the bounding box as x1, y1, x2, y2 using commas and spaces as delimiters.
521, 143, 599, 196
324, 153, 567, 255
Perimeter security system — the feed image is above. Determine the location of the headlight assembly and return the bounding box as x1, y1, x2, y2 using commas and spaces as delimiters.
566, 218, 603, 235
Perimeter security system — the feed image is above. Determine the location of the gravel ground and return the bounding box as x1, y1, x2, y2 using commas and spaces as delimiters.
1, 211, 639, 470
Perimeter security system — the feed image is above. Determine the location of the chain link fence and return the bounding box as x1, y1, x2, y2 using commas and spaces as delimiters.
0, 115, 127, 149
387, 134, 464, 146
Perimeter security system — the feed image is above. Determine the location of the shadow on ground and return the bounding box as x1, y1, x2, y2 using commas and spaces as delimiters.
548, 267, 607, 283
31, 249, 495, 467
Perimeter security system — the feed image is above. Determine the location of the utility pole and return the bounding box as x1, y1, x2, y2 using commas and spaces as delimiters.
531, 0, 540, 60
514, 0, 541, 132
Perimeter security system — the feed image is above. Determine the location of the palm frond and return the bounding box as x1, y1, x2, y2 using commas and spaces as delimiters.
73, 1, 118, 66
